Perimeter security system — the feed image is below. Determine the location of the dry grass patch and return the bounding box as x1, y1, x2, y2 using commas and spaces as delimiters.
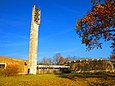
0, 74, 88, 86
0, 73, 115, 86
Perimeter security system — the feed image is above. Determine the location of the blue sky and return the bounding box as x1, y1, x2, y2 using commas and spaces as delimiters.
0, 0, 112, 61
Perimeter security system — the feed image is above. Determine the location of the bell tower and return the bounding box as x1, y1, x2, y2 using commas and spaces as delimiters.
28, 5, 40, 74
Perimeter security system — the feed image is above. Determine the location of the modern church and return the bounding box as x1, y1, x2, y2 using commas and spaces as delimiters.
0, 5, 70, 75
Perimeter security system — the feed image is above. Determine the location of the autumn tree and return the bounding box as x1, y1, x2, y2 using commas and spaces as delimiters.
110, 48, 115, 57
75, 0, 115, 50
58, 56, 65, 64
53, 53, 65, 65
110, 48, 115, 68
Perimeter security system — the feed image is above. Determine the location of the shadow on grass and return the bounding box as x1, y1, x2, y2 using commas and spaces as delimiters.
57, 72, 115, 86
58, 72, 115, 79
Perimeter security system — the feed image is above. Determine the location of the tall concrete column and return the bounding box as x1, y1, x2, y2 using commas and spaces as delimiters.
28, 5, 40, 74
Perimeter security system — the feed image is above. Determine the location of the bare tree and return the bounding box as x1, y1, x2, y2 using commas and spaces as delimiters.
40, 57, 53, 65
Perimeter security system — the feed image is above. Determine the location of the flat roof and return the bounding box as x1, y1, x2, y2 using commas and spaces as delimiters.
37, 65, 70, 68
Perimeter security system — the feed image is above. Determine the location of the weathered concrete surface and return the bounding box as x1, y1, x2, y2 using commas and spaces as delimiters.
28, 5, 40, 74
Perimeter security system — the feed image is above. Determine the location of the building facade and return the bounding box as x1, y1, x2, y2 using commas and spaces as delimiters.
0, 56, 28, 74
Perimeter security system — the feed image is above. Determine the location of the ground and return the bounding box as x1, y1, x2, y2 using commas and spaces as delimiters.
0, 73, 115, 86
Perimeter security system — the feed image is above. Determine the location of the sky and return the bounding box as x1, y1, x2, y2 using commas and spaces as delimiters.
0, 0, 112, 61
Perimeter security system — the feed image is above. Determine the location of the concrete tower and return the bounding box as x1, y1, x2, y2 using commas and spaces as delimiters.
28, 5, 40, 74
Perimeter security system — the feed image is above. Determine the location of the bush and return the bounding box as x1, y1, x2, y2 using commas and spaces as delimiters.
4, 64, 20, 76
0, 69, 5, 76
70, 60, 114, 72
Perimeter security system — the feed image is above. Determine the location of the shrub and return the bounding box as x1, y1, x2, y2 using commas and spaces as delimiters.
4, 63, 20, 76
70, 60, 114, 72
0, 69, 5, 76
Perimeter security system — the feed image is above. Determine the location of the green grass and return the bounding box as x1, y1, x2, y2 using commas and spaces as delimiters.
0, 73, 115, 86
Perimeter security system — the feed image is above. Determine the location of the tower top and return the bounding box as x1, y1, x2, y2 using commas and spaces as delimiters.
33, 5, 36, 9
32, 5, 41, 25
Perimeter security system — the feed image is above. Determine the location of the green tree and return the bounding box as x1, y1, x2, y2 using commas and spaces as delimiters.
75, 0, 115, 50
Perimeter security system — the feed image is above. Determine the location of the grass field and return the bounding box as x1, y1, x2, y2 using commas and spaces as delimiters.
0, 73, 115, 86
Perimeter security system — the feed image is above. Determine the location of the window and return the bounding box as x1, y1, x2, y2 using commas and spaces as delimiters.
24, 62, 27, 66
0, 63, 6, 69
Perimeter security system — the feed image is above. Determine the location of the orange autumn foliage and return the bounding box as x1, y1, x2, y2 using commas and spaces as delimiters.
75, 0, 115, 50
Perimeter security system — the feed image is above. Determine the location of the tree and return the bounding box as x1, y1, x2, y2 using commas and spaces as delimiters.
58, 56, 65, 64
110, 48, 115, 60
66, 56, 78, 60
53, 53, 65, 65
75, 0, 115, 50
53, 53, 61, 64
40, 57, 53, 65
